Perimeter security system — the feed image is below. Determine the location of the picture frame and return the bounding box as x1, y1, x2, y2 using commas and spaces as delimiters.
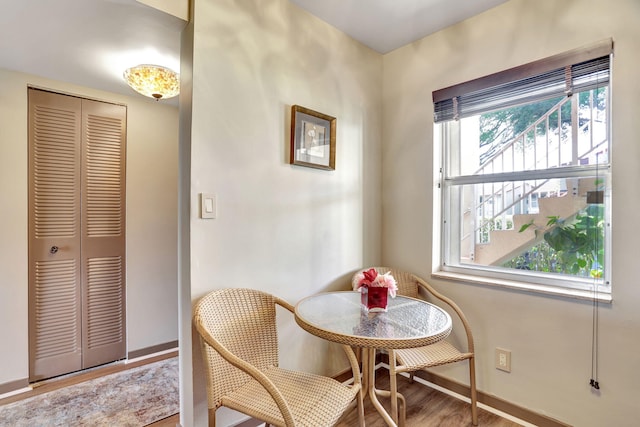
290, 105, 336, 170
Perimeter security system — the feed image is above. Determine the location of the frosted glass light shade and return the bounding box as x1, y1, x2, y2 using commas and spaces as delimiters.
123, 64, 179, 100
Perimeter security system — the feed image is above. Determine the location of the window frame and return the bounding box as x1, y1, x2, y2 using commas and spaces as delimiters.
432, 41, 613, 301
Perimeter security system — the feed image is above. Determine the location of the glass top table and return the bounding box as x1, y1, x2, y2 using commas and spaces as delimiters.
295, 291, 453, 427
295, 291, 452, 349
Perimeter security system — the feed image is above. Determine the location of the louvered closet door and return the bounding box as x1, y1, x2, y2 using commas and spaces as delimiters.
28, 89, 127, 380
28, 89, 83, 381
80, 99, 126, 369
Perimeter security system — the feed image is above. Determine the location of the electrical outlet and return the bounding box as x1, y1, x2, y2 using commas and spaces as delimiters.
495, 348, 511, 372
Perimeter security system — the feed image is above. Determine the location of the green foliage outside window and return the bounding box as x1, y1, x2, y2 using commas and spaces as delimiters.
503, 204, 605, 278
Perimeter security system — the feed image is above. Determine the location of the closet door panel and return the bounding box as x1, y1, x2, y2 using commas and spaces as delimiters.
81, 99, 127, 368
28, 89, 82, 381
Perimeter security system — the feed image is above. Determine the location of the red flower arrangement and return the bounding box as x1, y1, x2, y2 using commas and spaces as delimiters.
352, 268, 398, 297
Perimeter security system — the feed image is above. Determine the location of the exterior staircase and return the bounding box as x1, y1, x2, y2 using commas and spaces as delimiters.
474, 193, 587, 266
461, 89, 607, 267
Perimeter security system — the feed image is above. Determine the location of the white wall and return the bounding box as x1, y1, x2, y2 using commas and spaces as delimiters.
0, 69, 179, 387
185, 0, 382, 425
382, 0, 640, 425
125, 87, 179, 351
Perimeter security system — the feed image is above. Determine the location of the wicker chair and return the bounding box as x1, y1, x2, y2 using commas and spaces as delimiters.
193, 288, 364, 427
353, 268, 478, 426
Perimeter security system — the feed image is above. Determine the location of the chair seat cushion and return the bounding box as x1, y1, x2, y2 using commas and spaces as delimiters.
395, 340, 473, 370
221, 366, 358, 427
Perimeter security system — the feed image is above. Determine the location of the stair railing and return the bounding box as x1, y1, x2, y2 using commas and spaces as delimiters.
465, 89, 607, 246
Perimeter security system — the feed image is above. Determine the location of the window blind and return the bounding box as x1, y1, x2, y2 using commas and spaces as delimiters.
433, 38, 613, 123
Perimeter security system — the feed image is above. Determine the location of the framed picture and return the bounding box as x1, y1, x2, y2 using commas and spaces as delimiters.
290, 105, 336, 170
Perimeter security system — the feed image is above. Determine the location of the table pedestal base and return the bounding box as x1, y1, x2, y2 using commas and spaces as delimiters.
362, 348, 406, 427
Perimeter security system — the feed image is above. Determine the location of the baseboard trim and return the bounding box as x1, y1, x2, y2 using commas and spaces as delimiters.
127, 340, 178, 360
0, 378, 29, 397
377, 353, 570, 427
411, 370, 569, 427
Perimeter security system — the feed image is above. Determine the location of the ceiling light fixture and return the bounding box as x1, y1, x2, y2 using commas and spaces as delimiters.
123, 64, 180, 101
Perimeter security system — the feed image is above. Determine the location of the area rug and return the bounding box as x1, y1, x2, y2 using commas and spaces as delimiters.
0, 357, 179, 426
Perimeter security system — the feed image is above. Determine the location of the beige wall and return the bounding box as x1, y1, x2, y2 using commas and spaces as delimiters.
184, 0, 382, 424
383, 0, 640, 425
0, 69, 179, 387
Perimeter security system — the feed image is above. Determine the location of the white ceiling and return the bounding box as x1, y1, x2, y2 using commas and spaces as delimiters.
290, 0, 508, 54
0, 0, 507, 101
0, 0, 184, 102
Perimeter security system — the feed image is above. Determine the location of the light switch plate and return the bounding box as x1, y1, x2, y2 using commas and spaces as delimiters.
200, 193, 216, 219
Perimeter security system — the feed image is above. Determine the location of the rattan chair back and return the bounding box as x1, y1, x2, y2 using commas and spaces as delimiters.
194, 288, 280, 409
353, 267, 478, 426
370, 267, 420, 298
194, 287, 364, 427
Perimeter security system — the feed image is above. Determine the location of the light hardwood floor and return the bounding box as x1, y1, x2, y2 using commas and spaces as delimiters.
336, 367, 522, 426
154, 367, 522, 427
2, 354, 520, 427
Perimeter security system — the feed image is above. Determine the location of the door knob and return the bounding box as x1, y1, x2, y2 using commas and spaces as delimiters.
50, 246, 59, 254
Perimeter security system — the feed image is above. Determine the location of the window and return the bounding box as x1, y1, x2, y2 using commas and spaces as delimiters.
434, 40, 612, 297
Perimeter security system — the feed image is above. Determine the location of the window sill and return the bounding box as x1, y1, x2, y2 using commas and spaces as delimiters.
431, 271, 612, 303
